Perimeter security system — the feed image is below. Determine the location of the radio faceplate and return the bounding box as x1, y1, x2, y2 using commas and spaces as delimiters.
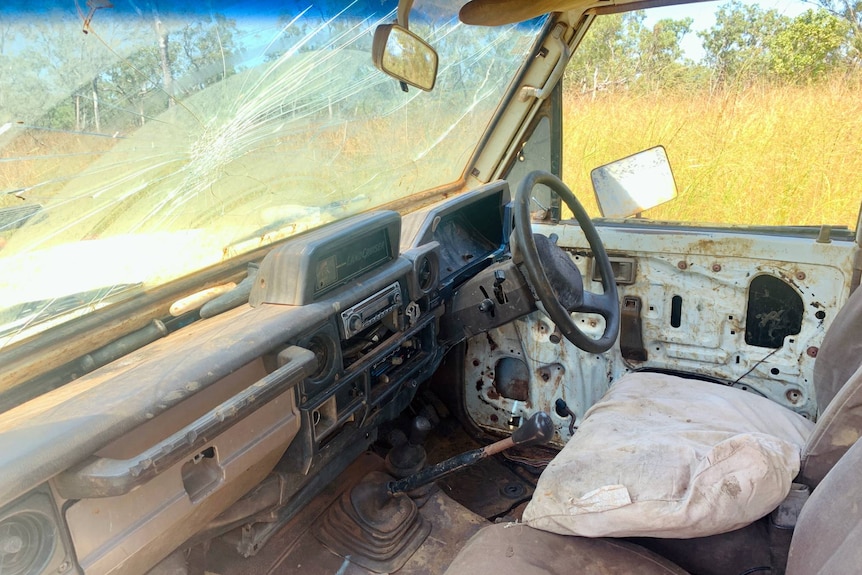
339, 282, 402, 339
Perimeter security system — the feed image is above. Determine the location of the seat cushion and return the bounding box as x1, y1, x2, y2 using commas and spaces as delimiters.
523, 372, 814, 539
444, 522, 689, 575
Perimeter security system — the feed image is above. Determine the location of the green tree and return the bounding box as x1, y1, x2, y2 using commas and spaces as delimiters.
565, 12, 700, 95
699, 1, 790, 84
813, 0, 862, 60
768, 9, 851, 81
637, 17, 697, 89
174, 14, 239, 93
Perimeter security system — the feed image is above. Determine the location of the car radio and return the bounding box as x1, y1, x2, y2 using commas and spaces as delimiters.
339, 282, 402, 339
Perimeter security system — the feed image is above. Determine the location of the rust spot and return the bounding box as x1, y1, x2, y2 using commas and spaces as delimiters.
691, 237, 756, 257
485, 332, 498, 351
796, 271, 806, 281
712, 264, 722, 272
498, 378, 529, 401
487, 387, 500, 400
490, 414, 499, 422
472, 359, 481, 367
677, 261, 688, 270
476, 379, 484, 391
786, 389, 802, 404
807, 346, 819, 358
540, 371, 550, 382
691, 238, 717, 252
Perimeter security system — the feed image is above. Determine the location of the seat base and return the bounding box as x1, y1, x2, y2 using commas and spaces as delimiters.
444, 523, 689, 575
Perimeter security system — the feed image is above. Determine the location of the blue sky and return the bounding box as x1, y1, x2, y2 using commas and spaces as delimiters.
643, 0, 812, 61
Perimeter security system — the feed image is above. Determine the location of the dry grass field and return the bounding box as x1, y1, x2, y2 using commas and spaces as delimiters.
4, 74, 862, 232
561, 74, 862, 229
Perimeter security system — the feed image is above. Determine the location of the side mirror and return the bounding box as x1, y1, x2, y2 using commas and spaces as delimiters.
590, 146, 677, 218
372, 24, 438, 92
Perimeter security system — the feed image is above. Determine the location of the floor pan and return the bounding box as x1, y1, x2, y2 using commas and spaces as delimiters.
204, 452, 489, 575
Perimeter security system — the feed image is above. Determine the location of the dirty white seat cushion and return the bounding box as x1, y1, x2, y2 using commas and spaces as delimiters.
523, 372, 814, 539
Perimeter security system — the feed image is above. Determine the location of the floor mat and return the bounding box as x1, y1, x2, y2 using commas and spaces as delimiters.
425, 426, 538, 520
204, 452, 488, 575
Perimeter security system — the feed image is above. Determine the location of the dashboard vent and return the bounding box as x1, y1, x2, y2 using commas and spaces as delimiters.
0, 489, 75, 575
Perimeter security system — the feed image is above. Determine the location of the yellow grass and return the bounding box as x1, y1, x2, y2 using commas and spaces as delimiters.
561, 75, 862, 229
5, 76, 862, 232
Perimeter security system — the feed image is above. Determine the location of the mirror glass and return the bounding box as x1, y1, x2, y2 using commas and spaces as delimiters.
373, 24, 438, 91
590, 146, 677, 218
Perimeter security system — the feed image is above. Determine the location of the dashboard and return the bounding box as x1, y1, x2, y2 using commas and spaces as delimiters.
0, 181, 511, 575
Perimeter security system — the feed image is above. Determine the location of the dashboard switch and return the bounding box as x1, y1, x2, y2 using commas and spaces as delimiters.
478, 299, 495, 314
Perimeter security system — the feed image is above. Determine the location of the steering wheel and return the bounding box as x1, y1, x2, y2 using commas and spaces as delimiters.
513, 171, 620, 353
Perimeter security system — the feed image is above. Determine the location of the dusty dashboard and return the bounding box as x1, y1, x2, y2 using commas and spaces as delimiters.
402, 181, 511, 294
250, 180, 511, 475
0, 183, 512, 575
251, 210, 442, 476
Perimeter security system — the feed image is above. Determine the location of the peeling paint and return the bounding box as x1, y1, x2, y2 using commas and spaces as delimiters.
465, 223, 856, 430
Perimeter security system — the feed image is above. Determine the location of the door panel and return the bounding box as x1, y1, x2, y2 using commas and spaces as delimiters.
466, 221, 858, 444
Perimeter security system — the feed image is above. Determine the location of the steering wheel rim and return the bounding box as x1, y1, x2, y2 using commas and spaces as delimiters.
513, 171, 620, 353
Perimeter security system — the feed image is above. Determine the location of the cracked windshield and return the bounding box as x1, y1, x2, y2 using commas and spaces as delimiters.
0, 1, 543, 348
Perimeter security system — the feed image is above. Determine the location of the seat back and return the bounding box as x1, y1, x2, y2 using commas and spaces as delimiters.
786, 437, 862, 574
799, 286, 862, 487
811, 285, 862, 410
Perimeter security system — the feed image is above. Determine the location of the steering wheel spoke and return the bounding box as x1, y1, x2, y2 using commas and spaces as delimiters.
513, 171, 620, 353
580, 290, 616, 318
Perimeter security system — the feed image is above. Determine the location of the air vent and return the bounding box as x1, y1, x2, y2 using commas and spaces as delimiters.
403, 242, 440, 300
0, 489, 72, 575
297, 321, 341, 403
0, 511, 55, 574
416, 254, 437, 292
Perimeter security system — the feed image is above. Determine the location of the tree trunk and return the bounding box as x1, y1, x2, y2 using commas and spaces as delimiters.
92, 78, 101, 132
153, 11, 174, 107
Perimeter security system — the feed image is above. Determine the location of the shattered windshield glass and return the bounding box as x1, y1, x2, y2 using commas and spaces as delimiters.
0, 0, 545, 348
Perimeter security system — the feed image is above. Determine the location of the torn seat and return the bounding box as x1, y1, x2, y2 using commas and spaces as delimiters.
444, 433, 862, 575
521, 286, 862, 540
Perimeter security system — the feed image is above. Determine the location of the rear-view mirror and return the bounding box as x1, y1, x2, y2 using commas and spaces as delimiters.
591, 146, 678, 218
372, 24, 438, 92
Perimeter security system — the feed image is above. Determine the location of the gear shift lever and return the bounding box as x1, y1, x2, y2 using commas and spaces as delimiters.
386, 415, 432, 478
314, 412, 554, 572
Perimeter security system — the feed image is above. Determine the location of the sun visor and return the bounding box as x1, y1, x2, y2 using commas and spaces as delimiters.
459, 0, 589, 25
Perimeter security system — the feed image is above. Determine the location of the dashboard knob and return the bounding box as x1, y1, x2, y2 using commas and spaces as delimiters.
347, 314, 364, 333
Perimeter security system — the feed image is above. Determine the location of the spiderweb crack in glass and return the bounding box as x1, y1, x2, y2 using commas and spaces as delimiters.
0, 0, 545, 348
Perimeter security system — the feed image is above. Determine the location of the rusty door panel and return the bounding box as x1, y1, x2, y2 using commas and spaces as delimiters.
465, 222, 858, 443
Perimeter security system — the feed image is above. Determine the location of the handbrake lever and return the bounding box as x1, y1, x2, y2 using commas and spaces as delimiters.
388, 411, 553, 494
